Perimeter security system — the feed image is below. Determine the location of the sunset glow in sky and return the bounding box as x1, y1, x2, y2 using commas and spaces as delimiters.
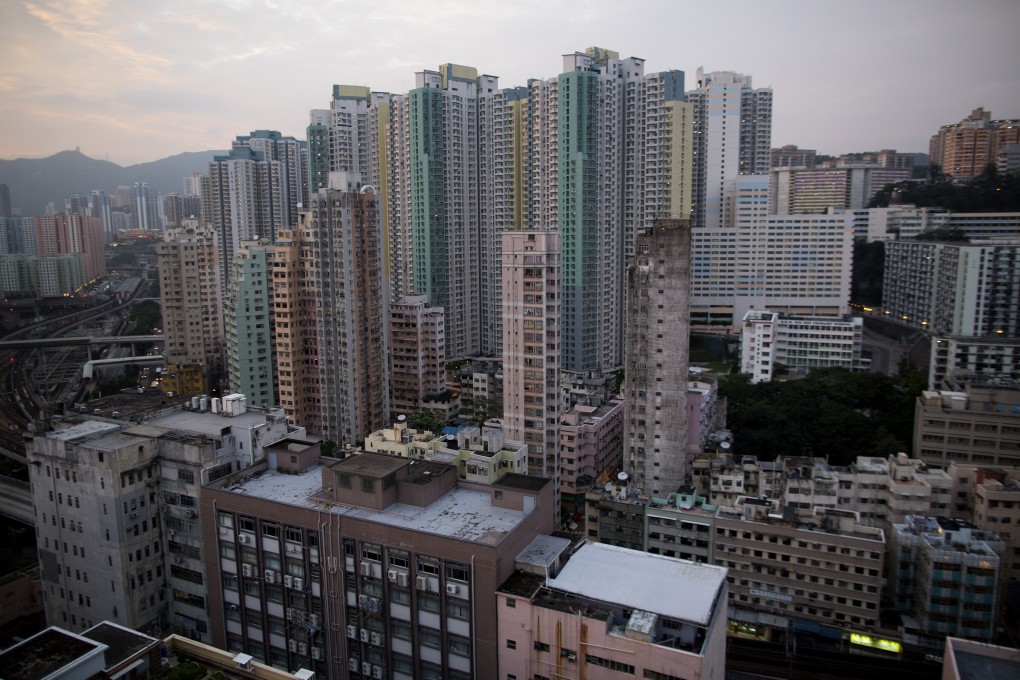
2, 0, 1019, 165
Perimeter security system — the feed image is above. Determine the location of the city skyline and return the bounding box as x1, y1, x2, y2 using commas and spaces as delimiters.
1, 0, 1018, 165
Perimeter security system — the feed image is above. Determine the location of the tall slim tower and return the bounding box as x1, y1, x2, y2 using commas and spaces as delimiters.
225, 240, 276, 408
131, 182, 161, 231
687, 70, 772, 231
311, 173, 389, 446
156, 226, 224, 390
271, 219, 322, 434
623, 218, 692, 496
502, 230, 562, 521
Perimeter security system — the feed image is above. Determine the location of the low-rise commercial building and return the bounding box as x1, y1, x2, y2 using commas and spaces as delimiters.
497, 540, 729, 680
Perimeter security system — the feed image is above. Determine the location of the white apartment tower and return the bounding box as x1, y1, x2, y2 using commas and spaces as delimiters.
502, 230, 562, 521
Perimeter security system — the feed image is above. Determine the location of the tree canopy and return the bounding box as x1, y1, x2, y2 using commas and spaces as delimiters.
869, 165, 1020, 212
718, 365, 926, 466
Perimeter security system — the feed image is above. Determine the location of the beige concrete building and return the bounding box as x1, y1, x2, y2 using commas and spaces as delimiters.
156, 225, 224, 395
929, 107, 1020, 178
388, 295, 445, 418
497, 540, 729, 680
914, 380, 1020, 467
949, 463, 1020, 583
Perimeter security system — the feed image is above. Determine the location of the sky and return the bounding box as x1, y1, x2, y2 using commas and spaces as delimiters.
1, 0, 1019, 166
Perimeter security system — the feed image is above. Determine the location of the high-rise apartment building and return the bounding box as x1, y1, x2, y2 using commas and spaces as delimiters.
623, 219, 692, 495
883, 239, 1020, 336
203, 145, 284, 287
388, 295, 445, 418
929, 107, 1020, 178
502, 230, 562, 520
183, 171, 203, 197
770, 166, 911, 214
156, 226, 224, 391
163, 193, 202, 228
34, 214, 106, 283
131, 182, 161, 231
269, 219, 321, 434
232, 130, 309, 230
87, 190, 114, 244
0, 183, 11, 218
687, 69, 773, 232
312, 49, 694, 371
310, 173, 388, 446
225, 240, 276, 408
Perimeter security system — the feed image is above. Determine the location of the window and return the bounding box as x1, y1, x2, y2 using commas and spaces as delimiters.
506, 597, 516, 608
506, 639, 517, 650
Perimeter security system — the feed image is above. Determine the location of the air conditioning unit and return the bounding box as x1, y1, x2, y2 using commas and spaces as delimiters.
185, 510, 195, 519
396, 572, 410, 588
362, 662, 372, 676
242, 564, 253, 577
238, 534, 249, 544
445, 583, 460, 596
348, 659, 358, 672
346, 624, 357, 639
129, 511, 138, 519
293, 577, 304, 590
311, 647, 321, 661
298, 642, 307, 656
264, 570, 275, 584
386, 568, 398, 582
308, 614, 320, 627
566, 652, 577, 662
174, 556, 184, 564
287, 544, 300, 554
284, 575, 293, 588
168, 529, 175, 536
372, 666, 383, 680
288, 639, 297, 652
416, 575, 429, 591
360, 628, 369, 642
370, 632, 382, 646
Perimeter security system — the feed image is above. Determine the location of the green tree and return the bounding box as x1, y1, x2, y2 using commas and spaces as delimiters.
407, 410, 444, 434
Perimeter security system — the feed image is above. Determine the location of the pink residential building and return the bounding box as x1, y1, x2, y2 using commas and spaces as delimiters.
498, 539, 728, 680
559, 398, 624, 521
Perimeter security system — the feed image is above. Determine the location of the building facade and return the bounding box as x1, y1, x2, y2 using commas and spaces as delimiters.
623, 219, 692, 495
501, 230, 562, 520
202, 451, 554, 680
388, 295, 445, 418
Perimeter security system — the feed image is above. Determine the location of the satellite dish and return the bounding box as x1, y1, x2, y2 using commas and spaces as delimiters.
617, 472, 629, 483
604, 483, 614, 492
397, 414, 406, 422
297, 202, 303, 209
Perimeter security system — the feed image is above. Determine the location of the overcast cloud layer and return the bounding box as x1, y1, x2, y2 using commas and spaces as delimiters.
2, 0, 1019, 165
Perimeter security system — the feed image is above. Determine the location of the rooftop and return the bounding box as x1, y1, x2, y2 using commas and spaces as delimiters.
0, 627, 105, 680
82, 621, 158, 670
547, 542, 727, 627
147, 408, 276, 436
44, 419, 121, 442
222, 465, 533, 545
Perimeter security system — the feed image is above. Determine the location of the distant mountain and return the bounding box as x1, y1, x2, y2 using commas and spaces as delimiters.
0, 149, 227, 217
